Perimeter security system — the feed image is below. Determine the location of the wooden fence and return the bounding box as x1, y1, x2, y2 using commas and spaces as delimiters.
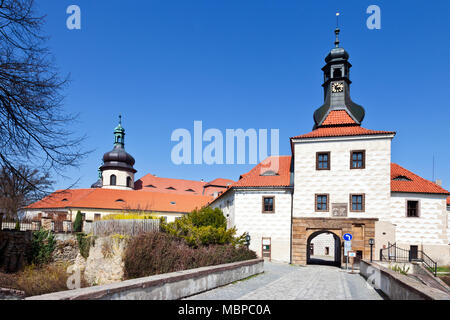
92, 219, 160, 237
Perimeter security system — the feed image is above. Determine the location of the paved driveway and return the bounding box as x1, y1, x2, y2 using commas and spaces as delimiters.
185, 262, 383, 300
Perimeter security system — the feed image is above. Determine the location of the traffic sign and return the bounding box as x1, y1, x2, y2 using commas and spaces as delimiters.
343, 233, 352, 241
344, 240, 352, 256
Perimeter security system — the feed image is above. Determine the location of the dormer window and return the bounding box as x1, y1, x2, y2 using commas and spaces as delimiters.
61, 198, 68, 202
166, 187, 176, 190
145, 184, 156, 188
185, 189, 195, 192
170, 201, 176, 205
260, 170, 278, 176
115, 199, 124, 202
393, 175, 412, 181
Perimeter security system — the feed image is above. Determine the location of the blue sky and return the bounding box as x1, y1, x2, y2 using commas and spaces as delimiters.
36, 0, 450, 190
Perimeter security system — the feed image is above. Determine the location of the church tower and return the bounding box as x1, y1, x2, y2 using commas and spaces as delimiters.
313, 27, 365, 129
100, 116, 136, 190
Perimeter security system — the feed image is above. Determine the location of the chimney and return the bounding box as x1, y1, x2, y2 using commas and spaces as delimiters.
435, 179, 442, 186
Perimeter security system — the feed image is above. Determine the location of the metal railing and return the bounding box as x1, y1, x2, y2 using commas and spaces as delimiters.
380, 242, 438, 276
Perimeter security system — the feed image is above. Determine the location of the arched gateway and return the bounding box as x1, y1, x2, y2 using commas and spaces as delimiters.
307, 230, 341, 267
291, 218, 377, 266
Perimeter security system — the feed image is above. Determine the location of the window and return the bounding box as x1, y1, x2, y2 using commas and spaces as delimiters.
260, 170, 278, 176
315, 194, 329, 212
110, 174, 117, 186
407, 200, 419, 217
350, 150, 365, 169
262, 196, 275, 213
350, 194, 365, 212
166, 187, 176, 190
127, 177, 133, 188
316, 152, 330, 170
94, 214, 101, 221
393, 175, 412, 181
333, 68, 342, 78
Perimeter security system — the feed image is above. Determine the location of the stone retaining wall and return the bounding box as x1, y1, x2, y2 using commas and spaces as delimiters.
360, 260, 450, 300
0, 231, 32, 273
26, 258, 264, 300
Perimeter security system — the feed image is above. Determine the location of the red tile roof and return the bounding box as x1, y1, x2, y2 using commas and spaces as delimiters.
134, 174, 233, 196
447, 197, 450, 206
231, 156, 292, 188
322, 110, 356, 126
205, 178, 234, 187
26, 188, 212, 213
391, 163, 449, 195
291, 125, 396, 139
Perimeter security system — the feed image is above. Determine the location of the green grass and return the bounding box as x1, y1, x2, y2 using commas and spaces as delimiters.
428, 265, 450, 273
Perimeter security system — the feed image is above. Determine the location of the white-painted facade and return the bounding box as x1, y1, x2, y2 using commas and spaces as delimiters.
291, 135, 393, 220
211, 133, 450, 265
102, 169, 135, 190
212, 188, 293, 263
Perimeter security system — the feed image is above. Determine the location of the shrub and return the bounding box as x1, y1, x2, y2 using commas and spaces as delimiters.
31, 229, 56, 265
16, 263, 88, 297
160, 207, 245, 247
123, 231, 257, 279
76, 233, 95, 259
188, 207, 226, 228
73, 211, 83, 232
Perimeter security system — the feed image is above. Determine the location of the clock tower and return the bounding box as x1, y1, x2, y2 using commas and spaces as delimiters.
313, 27, 365, 129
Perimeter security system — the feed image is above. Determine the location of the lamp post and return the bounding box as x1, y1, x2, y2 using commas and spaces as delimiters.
369, 238, 375, 262
245, 234, 251, 249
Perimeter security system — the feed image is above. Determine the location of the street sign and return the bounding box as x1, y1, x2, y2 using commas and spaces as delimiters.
344, 240, 352, 256
343, 233, 352, 241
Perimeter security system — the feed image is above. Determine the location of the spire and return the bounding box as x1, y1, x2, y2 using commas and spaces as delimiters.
312, 18, 365, 129
114, 115, 125, 148
334, 13, 340, 48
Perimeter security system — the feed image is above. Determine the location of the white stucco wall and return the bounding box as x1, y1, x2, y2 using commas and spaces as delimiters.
390, 193, 448, 246
212, 188, 293, 263
25, 208, 183, 223
102, 169, 135, 190
292, 135, 393, 220
310, 233, 335, 256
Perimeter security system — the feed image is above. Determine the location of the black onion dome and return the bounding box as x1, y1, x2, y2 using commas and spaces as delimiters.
325, 47, 349, 63
100, 145, 136, 173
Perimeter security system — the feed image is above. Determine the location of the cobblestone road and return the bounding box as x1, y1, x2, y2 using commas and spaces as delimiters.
185, 262, 383, 300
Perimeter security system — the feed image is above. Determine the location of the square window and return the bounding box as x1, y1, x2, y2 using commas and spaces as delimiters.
407, 200, 419, 217
315, 194, 329, 212
350, 150, 365, 169
316, 152, 330, 170
350, 194, 365, 212
262, 197, 275, 213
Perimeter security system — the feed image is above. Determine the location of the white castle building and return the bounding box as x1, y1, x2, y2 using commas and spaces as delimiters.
210, 28, 450, 266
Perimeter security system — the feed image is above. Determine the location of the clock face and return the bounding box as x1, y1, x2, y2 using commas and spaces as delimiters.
331, 82, 344, 93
